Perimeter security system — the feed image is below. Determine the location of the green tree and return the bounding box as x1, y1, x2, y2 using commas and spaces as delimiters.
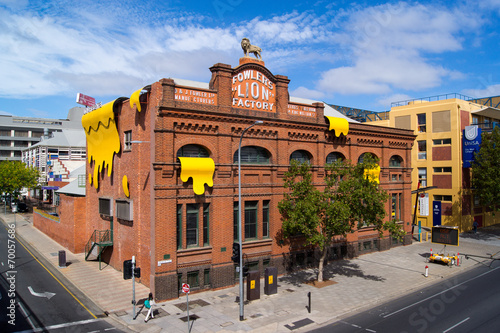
471, 126, 500, 208
278, 156, 404, 282
0, 161, 40, 199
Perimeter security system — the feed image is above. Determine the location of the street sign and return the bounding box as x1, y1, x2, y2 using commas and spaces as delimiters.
182, 283, 190, 293
76, 93, 96, 107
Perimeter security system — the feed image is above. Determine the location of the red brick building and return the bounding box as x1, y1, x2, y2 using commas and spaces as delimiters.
81, 56, 415, 300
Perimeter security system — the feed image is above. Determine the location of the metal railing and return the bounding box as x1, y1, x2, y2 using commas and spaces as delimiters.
85, 229, 113, 269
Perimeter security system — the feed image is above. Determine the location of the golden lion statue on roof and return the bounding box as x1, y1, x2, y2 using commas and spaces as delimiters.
241, 38, 262, 60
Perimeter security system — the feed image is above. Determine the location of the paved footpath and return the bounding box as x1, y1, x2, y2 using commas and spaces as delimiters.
3, 210, 500, 333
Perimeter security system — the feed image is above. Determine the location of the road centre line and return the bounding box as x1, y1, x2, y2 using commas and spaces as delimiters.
14, 318, 101, 333
383, 266, 500, 318
443, 317, 470, 333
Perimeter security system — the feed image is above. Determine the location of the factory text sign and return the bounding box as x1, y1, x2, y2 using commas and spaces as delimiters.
288, 103, 316, 117
232, 69, 276, 112
175, 88, 216, 105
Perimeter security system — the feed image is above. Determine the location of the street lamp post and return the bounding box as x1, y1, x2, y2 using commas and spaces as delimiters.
238, 120, 263, 321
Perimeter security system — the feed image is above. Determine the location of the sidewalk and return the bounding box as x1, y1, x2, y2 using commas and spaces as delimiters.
4, 210, 500, 333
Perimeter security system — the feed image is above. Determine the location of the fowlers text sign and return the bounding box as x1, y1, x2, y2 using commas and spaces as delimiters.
232, 69, 276, 112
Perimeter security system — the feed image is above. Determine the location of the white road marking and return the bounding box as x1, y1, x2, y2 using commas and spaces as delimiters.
383, 266, 500, 318
366, 329, 377, 332
443, 317, 470, 333
28, 286, 56, 299
14, 318, 101, 333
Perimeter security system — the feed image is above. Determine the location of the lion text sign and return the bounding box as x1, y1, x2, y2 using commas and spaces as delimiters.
175, 88, 216, 105
232, 69, 276, 112
288, 103, 316, 117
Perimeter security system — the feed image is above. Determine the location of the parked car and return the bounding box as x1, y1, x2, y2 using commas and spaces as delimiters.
17, 202, 29, 213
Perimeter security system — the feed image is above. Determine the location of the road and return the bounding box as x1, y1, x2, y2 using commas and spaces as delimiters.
0, 216, 126, 332
310, 261, 500, 333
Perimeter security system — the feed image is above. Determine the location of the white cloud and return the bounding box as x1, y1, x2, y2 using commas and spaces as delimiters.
376, 94, 413, 108
462, 84, 500, 98
290, 86, 326, 100
316, 2, 482, 95
0, 0, 493, 104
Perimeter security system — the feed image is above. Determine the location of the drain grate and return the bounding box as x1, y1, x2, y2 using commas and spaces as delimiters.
179, 314, 199, 322
174, 299, 210, 311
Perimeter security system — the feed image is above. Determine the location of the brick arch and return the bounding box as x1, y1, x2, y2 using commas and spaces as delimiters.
174, 139, 217, 160
357, 151, 379, 164
289, 148, 314, 164
232, 144, 274, 164
325, 150, 347, 164
388, 154, 405, 168
287, 144, 315, 164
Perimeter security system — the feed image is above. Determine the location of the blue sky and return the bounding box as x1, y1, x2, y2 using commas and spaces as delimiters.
1, 0, 500, 120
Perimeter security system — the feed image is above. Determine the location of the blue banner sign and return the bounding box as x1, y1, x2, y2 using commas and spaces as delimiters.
463, 125, 482, 168
433, 201, 441, 226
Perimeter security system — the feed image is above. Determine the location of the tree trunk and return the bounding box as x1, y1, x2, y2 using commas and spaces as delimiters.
317, 246, 328, 282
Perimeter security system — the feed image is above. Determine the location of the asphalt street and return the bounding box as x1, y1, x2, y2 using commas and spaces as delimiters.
0, 218, 125, 333
310, 261, 500, 333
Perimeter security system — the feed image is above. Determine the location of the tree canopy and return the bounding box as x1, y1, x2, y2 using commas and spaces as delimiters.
0, 160, 40, 198
278, 155, 404, 282
471, 126, 500, 208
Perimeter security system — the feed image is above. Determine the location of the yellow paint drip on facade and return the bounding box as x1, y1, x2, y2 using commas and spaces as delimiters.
178, 157, 215, 195
130, 87, 143, 112
122, 175, 130, 197
81, 100, 121, 189
364, 165, 381, 184
326, 116, 349, 136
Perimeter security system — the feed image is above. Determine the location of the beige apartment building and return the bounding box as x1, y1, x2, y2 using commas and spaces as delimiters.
367, 94, 500, 231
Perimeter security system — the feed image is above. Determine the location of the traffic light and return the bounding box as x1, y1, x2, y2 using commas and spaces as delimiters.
134, 267, 141, 278
231, 242, 240, 263
123, 260, 133, 280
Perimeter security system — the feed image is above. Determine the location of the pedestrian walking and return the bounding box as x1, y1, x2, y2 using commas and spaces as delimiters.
144, 293, 155, 322
473, 220, 479, 234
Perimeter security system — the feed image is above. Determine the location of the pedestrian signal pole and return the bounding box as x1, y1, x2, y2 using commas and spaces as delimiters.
132, 256, 136, 319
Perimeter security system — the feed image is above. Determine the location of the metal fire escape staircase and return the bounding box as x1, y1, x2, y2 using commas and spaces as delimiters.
85, 219, 113, 270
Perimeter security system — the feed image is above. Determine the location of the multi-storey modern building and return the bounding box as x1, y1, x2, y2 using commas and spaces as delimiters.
23, 129, 86, 203
34, 53, 415, 300
0, 107, 85, 161
367, 94, 500, 231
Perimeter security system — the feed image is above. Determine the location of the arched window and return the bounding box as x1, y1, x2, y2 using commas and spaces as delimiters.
326, 152, 345, 164
389, 155, 403, 167
358, 152, 377, 164
176, 144, 210, 158
233, 146, 270, 164
290, 150, 311, 164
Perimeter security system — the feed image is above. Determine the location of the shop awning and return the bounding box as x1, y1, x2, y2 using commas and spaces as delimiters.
42, 186, 59, 190
471, 106, 500, 119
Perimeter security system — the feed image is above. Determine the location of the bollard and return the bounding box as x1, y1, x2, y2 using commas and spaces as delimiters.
307, 292, 311, 313
457, 253, 460, 266
58, 250, 66, 268
424, 265, 428, 277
